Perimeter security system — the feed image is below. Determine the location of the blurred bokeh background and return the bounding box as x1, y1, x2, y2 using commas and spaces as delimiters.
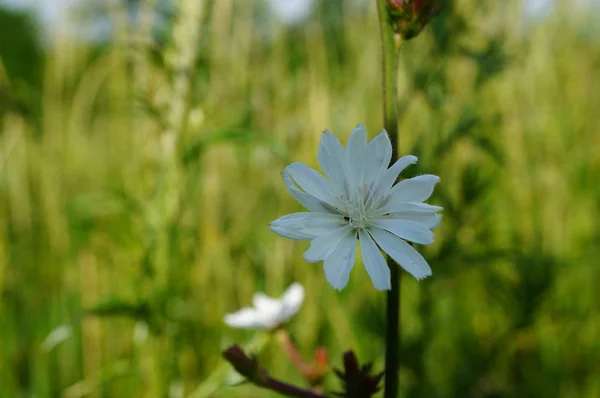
1, 0, 599, 396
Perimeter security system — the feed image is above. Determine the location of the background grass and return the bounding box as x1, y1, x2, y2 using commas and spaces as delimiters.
1, 0, 599, 396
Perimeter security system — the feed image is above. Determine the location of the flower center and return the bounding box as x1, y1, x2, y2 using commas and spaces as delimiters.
340, 184, 384, 230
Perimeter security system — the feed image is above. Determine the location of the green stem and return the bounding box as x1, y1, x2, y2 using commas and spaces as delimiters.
376, 1, 403, 397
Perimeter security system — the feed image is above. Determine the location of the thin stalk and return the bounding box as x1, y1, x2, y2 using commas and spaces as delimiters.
376, 1, 404, 397
276, 329, 310, 371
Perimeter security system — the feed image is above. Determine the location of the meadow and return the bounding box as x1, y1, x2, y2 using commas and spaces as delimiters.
0, 0, 599, 396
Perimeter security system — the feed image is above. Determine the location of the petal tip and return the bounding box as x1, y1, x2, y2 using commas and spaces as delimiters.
417, 271, 432, 280
302, 252, 319, 264
326, 279, 347, 291
223, 314, 242, 328
283, 283, 305, 307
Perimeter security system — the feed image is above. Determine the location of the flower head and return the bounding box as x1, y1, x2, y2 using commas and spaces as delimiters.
224, 283, 304, 330
270, 124, 442, 291
386, 0, 440, 40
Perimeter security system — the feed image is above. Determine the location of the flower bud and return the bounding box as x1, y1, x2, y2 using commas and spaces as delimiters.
300, 347, 329, 386
385, 0, 440, 40
333, 350, 384, 397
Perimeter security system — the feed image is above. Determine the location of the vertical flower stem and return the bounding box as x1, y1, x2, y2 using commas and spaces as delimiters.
376, 1, 403, 397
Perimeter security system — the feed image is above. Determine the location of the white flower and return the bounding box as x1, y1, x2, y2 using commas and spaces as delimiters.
41, 325, 73, 352
268, 0, 315, 25
224, 283, 305, 330
269, 124, 442, 291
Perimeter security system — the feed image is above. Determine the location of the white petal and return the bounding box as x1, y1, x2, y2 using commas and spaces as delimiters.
224, 308, 260, 329
282, 170, 334, 213
258, 315, 282, 330
323, 229, 357, 290
364, 130, 392, 186
252, 293, 281, 314
359, 229, 391, 290
377, 201, 443, 217
303, 225, 352, 263
369, 227, 432, 280
371, 218, 435, 245
378, 212, 442, 229
252, 293, 284, 329
269, 212, 345, 240
280, 283, 304, 320
389, 174, 440, 203
286, 162, 344, 210
269, 213, 315, 240
301, 213, 346, 232
318, 131, 347, 195
345, 124, 368, 188
372, 155, 418, 196
42, 325, 73, 352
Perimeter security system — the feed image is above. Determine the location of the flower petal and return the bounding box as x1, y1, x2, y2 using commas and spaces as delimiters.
252, 293, 284, 329
359, 229, 391, 290
224, 308, 260, 328
282, 170, 334, 213
286, 162, 344, 210
372, 155, 418, 196
364, 130, 392, 185
371, 219, 435, 245
252, 293, 282, 313
389, 174, 440, 203
377, 201, 443, 217
269, 212, 345, 240
269, 213, 314, 240
323, 229, 357, 290
369, 227, 432, 280
318, 131, 347, 195
280, 283, 304, 320
379, 212, 442, 229
345, 124, 368, 188
303, 225, 352, 263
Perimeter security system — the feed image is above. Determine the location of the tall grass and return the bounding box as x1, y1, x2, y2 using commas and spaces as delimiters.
0, 0, 599, 397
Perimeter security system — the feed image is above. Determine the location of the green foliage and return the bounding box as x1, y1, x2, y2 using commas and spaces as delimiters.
0, 0, 599, 397
0, 7, 43, 121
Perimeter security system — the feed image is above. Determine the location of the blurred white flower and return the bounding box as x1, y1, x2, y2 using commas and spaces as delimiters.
224, 283, 304, 330
133, 321, 149, 346
270, 124, 442, 291
524, 0, 553, 19
41, 325, 72, 352
268, 0, 315, 25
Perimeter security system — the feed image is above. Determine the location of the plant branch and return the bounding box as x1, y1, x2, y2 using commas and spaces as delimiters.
222, 345, 327, 398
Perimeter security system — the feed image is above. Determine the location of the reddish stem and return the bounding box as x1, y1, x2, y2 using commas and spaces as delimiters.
276, 329, 310, 371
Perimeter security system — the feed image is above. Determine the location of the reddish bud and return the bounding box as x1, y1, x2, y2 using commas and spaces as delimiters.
385, 0, 441, 40
300, 346, 329, 386
314, 347, 328, 368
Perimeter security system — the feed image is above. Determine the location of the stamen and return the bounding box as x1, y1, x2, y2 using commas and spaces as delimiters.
338, 183, 380, 232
